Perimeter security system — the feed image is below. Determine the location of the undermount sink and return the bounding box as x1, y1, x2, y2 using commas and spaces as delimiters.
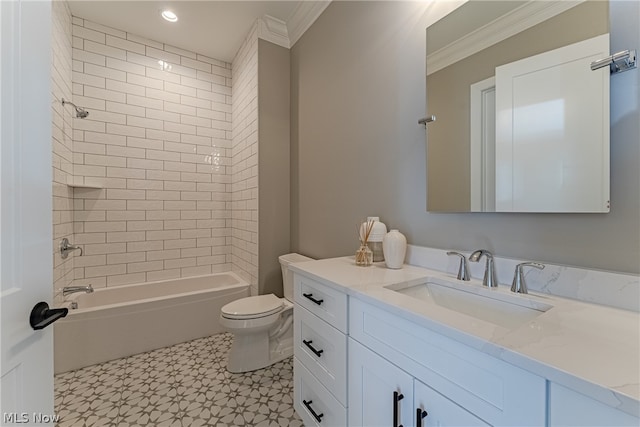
386, 277, 553, 329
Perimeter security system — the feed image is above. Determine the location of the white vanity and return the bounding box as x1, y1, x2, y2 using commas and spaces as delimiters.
290, 248, 639, 426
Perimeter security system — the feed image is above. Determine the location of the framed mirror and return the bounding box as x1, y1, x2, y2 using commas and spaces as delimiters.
426, 0, 610, 212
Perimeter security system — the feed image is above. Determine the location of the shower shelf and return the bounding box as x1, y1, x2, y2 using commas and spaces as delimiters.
67, 183, 103, 189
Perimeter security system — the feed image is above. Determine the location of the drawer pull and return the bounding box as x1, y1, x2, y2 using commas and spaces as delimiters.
303, 339, 324, 357
303, 293, 324, 305
303, 399, 324, 423
393, 391, 404, 427
416, 408, 428, 427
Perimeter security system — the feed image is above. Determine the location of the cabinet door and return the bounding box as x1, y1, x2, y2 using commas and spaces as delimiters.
549, 383, 640, 427
349, 339, 413, 427
414, 379, 489, 427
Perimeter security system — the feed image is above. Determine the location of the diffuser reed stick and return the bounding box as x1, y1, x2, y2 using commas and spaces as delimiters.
355, 219, 375, 266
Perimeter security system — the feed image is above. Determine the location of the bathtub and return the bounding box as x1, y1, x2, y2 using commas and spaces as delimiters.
54, 272, 250, 374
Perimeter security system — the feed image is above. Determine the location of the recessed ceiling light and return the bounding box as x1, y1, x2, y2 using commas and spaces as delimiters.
161, 10, 178, 23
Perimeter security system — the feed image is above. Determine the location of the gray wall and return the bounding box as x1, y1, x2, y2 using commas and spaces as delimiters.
290, 0, 640, 274
259, 39, 291, 296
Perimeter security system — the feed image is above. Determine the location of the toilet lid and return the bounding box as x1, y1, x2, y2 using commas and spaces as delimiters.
221, 294, 284, 319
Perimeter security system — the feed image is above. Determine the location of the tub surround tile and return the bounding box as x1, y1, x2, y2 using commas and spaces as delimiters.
54, 333, 302, 427
52, 0, 75, 305
69, 16, 234, 288
230, 23, 259, 294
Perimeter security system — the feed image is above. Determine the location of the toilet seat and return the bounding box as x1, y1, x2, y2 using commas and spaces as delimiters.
221, 294, 283, 320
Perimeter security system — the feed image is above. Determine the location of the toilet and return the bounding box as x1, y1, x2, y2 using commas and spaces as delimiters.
220, 253, 313, 373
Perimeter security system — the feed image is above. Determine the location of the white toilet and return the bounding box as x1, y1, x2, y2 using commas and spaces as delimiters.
220, 253, 313, 373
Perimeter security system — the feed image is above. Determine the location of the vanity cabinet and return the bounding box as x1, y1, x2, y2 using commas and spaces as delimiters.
414, 378, 489, 427
348, 298, 546, 426
348, 338, 414, 426
349, 338, 490, 427
291, 267, 638, 427
548, 383, 639, 426
293, 274, 348, 426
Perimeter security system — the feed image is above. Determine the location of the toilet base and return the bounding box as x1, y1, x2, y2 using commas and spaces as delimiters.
226, 331, 293, 373
223, 305, 294, 373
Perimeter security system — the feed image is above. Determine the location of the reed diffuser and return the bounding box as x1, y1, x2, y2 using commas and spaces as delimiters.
355, 218, 374, 266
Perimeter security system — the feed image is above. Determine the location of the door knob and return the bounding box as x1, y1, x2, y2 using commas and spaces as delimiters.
29, 302, 68, 330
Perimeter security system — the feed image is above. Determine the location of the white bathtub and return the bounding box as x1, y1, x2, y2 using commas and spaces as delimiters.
54, 272, 250, 374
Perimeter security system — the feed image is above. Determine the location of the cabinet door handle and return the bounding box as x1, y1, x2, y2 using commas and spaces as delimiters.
416, 408, 428, 427
393, 391, 404, 427
303, 339, 324, 357
303, 293, 324, 305
303, 399, 324, 423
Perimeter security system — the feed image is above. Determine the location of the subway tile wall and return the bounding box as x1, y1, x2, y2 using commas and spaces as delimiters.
231, 23, 260, 295
52, 0, 75, 300
70, 17, 234, 288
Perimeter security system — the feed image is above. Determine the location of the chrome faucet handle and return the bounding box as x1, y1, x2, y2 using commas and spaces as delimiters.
60, 238, 83, 259
511, 262, 545, 294
446, 251, 470, 281
469, 249, 498, 288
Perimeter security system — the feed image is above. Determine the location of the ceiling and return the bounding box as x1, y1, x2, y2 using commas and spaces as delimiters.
68, 1, 319, 63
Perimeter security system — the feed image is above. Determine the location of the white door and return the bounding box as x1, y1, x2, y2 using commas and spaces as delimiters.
1, 0, 55, 423
348, 339, 413, 427
469, 76, 496, 212
495, 33, 610, 212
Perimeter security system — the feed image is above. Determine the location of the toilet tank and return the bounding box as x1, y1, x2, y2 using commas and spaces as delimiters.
279, 253, 313, 302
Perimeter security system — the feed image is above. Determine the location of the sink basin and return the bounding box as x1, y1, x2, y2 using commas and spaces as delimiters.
386, 278, 553, 329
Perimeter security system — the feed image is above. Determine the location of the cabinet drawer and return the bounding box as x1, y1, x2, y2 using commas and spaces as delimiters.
294, 305, 347, 404
294, 273, 347, 333
294, 357, 347, 427
349, 298, 546, 426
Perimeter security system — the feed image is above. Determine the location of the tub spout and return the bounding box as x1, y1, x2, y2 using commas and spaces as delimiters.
62, 284, 93, 297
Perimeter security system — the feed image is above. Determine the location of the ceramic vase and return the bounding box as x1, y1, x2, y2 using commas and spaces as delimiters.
383, 230, 406, 269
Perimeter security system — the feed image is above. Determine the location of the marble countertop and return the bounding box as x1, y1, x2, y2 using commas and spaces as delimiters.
290, 257, 640, 417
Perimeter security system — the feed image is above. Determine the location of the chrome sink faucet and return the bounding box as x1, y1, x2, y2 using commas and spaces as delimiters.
446, 251, 470, 281
511, 262, 545, 294
469, 249, 498, 288
62, 284, 93, 297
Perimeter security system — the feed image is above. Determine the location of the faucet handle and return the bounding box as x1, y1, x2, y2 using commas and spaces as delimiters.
446, 251, 470, 281
511, 262, 545, 294
60, 238, 83, 259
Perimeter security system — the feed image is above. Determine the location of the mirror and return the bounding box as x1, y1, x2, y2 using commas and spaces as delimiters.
426, 0, 610, 212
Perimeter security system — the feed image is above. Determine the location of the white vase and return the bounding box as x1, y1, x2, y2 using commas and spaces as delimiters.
383, 229, 406, 269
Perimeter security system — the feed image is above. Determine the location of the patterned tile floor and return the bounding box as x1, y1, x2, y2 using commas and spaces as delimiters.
54, 333, 303, 427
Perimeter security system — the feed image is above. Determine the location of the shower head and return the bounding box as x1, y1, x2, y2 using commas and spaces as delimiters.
75, 107, 89, 119
61, 98, 89, 119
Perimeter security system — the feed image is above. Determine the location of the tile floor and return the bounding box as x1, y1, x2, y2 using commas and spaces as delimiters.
54, 333, 303, 427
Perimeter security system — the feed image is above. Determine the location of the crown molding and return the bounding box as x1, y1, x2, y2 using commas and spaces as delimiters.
258, 14, 290, 48
427, 0, 585, 75
287, 1, 331, 47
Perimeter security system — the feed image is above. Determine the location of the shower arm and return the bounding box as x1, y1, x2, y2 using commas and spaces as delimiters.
61, 98, 89, 118
61, 98, 77, 109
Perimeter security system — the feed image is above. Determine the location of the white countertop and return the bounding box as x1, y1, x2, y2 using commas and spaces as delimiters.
290, 256, 640, 418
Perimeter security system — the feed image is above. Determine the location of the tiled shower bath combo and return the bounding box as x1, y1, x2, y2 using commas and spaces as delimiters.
54, 333, 302, 426
51, 10, 283, 425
